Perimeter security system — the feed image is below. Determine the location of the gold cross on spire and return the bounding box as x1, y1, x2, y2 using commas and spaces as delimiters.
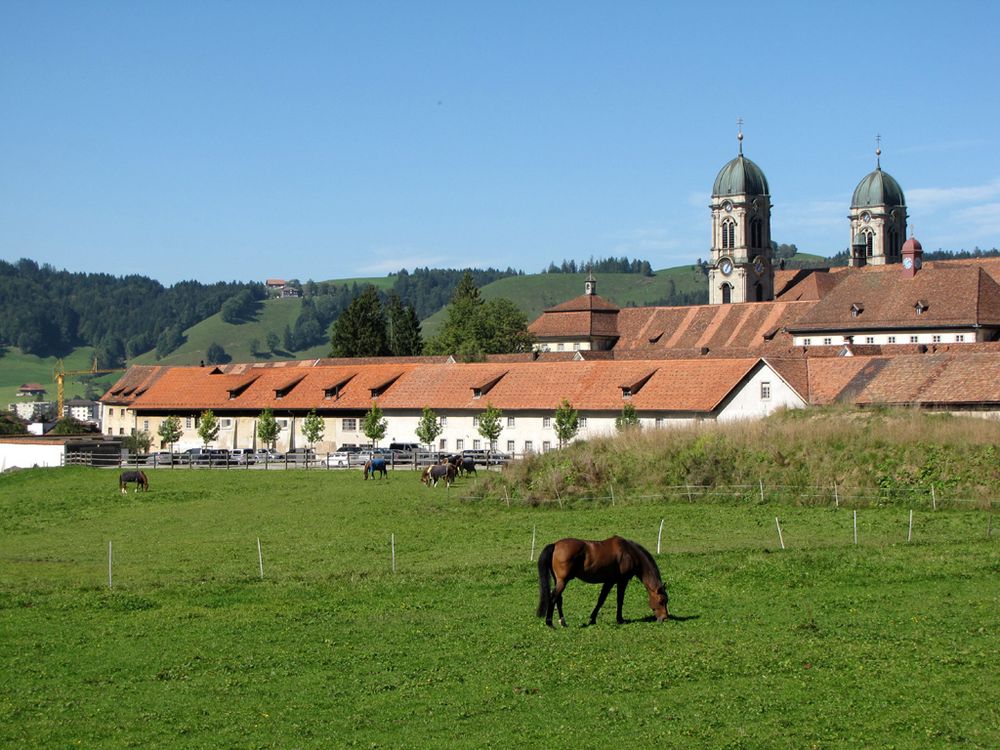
737, 117, 744, 154
875, 133, 882, 167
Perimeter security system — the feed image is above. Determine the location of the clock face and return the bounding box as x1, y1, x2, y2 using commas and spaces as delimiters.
914, 256, 922, 269
722, 200, 733, 213
720, 258, 733, 275
903, 256, 913, 269
752, 256, 764, 274
861, 211, 871, 223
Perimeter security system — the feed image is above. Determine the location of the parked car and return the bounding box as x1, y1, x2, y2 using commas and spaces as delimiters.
145, 451, 182, 466
230, 448, 256, 465
285, 449, 317, 463
325, 451, 352, 468
253, 449, 284, 463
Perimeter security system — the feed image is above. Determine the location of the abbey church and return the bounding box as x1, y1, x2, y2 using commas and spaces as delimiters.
99, 137, 1000, 455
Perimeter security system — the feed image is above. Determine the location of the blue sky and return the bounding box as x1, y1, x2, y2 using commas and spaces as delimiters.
2, 1, 998, 285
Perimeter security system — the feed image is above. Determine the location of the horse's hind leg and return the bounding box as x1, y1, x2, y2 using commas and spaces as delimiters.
546, 578, 568, 628
588, 581, 615, 626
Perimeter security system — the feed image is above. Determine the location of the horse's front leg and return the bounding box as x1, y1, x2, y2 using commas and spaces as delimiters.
588, 581, 614, 626
615, 580, 628, 624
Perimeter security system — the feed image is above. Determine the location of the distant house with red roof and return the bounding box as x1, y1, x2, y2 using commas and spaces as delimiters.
16, 383, 47, 397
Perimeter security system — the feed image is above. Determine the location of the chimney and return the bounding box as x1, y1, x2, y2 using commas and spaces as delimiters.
901, 234, 923, 278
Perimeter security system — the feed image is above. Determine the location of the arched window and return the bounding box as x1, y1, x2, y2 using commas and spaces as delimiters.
888, 227, 899, 259
750, 218, 762, 248
721, 283, 732, 304
864, 230, 874, 257
722, 219, 736, 250
755, 283, 763, 302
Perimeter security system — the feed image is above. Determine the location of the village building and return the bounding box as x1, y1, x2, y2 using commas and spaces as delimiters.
101, 136, 1000, 454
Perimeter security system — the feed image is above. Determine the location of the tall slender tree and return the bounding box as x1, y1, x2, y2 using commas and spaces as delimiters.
553, 399, 579, 449
256, 408, 279, 451
197, 410, 220, 447
330, 286, 389, 357
476, 403, 503, 463
386, 292, 423, 356
415, 406, 442, 453
362, 400, 388, 448
157, 415, 183, 452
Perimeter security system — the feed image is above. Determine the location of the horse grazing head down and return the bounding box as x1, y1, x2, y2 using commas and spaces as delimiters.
648, 584, 669, 623
119, 470, 149, 494
363, 458, 387, 480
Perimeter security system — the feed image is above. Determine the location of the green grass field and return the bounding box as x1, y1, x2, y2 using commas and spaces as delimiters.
1, 468, 996, 748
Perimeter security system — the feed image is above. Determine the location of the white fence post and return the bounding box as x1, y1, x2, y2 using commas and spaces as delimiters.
257, 537, 264, 579
529, 526, 536, 562
907, 510, 913, 543
853, 510, 858, 545
774, 517, 785, 550
657, 519, 665, 554
108, 540, 113, 589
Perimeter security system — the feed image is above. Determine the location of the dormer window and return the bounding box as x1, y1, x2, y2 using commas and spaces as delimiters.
619, 369, 657, 399
473, 388, 483, 399
324, 374, 356, 400
470, 371, 508, 400
914, 300, 929, 315
274, 375, 306, 399
851, 303, 864, 318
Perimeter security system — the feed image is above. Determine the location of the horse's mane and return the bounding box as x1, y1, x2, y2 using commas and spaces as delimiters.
625, 538, 662, 586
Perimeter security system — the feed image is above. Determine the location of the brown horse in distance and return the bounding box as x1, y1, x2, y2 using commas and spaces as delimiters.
537, 536, 668, 627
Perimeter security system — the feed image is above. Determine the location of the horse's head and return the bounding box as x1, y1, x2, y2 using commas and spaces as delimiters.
648, 584, 669, 622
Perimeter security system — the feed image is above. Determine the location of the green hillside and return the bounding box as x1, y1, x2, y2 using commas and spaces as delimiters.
420, 266, 708, 338
0, 346, 120, 407
131, 297, 328, 367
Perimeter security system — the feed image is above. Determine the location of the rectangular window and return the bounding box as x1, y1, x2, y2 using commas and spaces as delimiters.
573, 342, 580, 350
543, 440, 551, 452
932, 335, 941, 343
143, 419, 149, 431
803, 338, 812, 346
185, 417, 192, 429
955, 334, 966, 342
524, 440, 534, 453
439, 438, 447, 450
507, 440, 515, 452
822, 337, 832, 346
557, 343, 565, 351
439, 417, 447, 427
655, 417, 664, 428
888, 336, 897, 344
473, 439, 481, 450
456, 439, 464, 450
578, 417, 587, 428
761, 381, 771, 400
220, 418, 232, 429
342, 418, 357, 431
108, 407, 114, 416
119, 428, 124, 435
909, 335, 919, 343
865, 336, 875, 344
473, 415, 480, 427
543, 417, 551, 428
278, 419, 289, 430
507, 416, 515, 428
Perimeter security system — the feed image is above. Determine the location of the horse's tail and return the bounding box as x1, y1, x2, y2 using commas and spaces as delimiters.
140, 471, 148, 490
536, 543, 555, 617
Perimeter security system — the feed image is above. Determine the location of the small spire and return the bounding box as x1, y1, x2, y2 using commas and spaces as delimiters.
875, 133, 882, 168
737, 117, 744, 155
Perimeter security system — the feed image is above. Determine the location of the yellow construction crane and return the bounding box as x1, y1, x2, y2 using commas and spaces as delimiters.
53, 357, 125, 417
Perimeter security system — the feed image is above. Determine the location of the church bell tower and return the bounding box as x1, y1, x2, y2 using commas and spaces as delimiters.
709, 125, 774, 304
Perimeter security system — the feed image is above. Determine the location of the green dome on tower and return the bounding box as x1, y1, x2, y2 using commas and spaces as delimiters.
712, 153, 770, 197
851, 167, 905, 208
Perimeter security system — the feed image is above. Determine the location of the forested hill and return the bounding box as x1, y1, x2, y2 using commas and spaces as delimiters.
0, 258, 266, 361
0, 259, 521, 364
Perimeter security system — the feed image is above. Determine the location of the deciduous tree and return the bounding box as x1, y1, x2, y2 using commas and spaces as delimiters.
362, 400, 388, 447
415, 406, 442, 452
554, 399, 579, 448
197, 410, 220, 447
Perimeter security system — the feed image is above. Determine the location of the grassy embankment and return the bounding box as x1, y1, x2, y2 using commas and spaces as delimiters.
1, 417, 997, 748
476, 409, 1000, 510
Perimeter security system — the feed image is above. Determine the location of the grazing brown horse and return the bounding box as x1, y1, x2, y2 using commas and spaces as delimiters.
537, 536, 668, 627
421, 463, 456, 487
119, 470, 149, 494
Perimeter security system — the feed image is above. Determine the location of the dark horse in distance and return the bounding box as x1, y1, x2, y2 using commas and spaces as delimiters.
537, 536, 669, 627
363, 457, 388, 480
119, 470, 149, 494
